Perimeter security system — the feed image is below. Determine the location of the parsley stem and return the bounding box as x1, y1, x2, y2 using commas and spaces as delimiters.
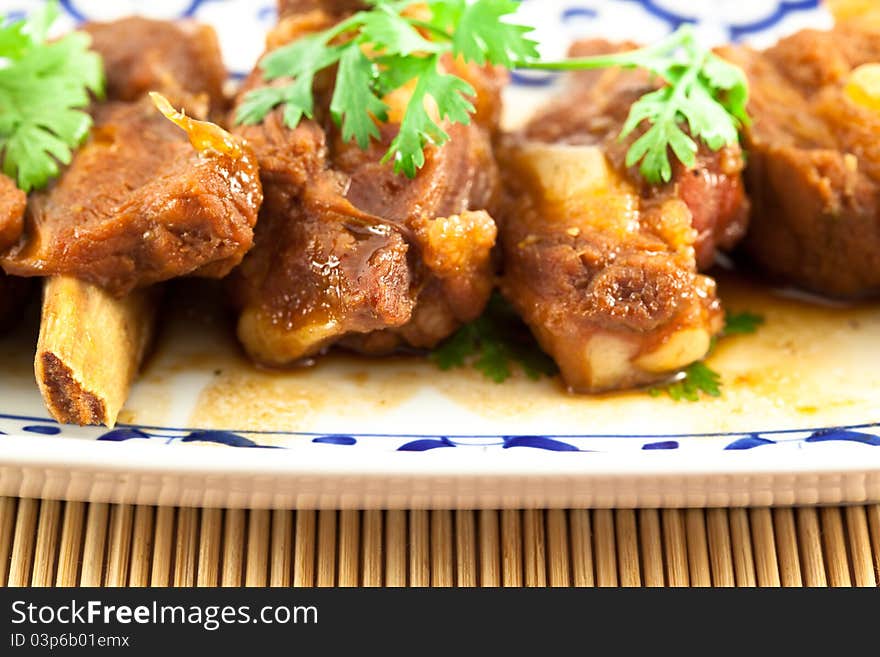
238, 2, 748, 184
319, 13, 366, 45
405, 18, 453, 42
513, 25, 695, 72
666, 49, 704, 108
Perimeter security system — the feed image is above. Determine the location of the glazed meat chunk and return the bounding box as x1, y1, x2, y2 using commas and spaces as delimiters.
278, 0, 363, 17
0, 174, 28, 326
0, 18, 262, 297
230, 4, 501, 366
500, 40, 749, 393
719, 25, 880, 297
2, 98, 261, 296
0, 174, 25, 254
83, 17, 226, 110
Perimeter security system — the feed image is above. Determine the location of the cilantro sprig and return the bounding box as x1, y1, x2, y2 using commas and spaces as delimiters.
650, 310, 765, 402
518, 27, 750, 183
237, 1, 748, 183
237, 0, 539, 177
0, 2, 104, 191
436, 304, 764, 393
722, 310, 765, 336
649, 361, 721, 402
431, 293, 557, 383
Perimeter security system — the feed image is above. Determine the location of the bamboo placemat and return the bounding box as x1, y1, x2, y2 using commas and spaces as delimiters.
1, 498, 878, 587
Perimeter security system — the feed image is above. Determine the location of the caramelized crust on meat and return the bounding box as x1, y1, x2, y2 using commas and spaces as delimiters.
718, 25, 880, 297
2, 98, 261, 295
0, 86, 42, 324
0, 172, 29, 328
500, 40, 749, 393
526, 41, 749, 270
0, 19, 262, 297
278, 0, 364, 17
84, 17, 227, 112
230, 5, 501, 366
0, 174, 25, 252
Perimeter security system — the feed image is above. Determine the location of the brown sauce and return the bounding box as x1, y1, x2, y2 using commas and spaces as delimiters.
102, 271, 880, 435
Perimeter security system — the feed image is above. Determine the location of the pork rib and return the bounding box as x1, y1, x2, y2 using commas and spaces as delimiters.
499, 40, 749, 393
0, 18, 262, 296
230, 4, 502, 366
719, 25, 880, 298
0, 17, 263, 426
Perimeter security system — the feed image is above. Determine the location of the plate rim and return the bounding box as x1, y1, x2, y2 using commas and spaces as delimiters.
4, 431, 880, 508
1, 0, 869, 508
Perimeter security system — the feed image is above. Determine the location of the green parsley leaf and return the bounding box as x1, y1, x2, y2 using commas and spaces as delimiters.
678, 81, 739, 151
701, 52, 750, 127
516, 25, 751, 184
650, 362, 722, 402
0, 16, 31, 59
381, 54, 475, 176
473, 331, 512, 383
425, 0, 465, 32
649, 308, 763, 401
431, 323, 479, 370
431, 294, 557, 383
723, 310, 765, 336
622, 83, 699, 184
260, 30, 345, 82
0, 2, 104, 191
360, 5, 442, 56
234, 86, 288, 126
330, 46, 389, 148
237, 33, 346, 128
450, 0, 540, 67
613, 42, 737, 183
235, 0, 535, 177
236, 3, 746, 183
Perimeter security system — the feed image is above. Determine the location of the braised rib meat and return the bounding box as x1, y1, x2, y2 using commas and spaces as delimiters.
719, 25, 880, 297
0, 174, 25, 253
278, 0, 363, 17
230, 4, 500, 366
83, 17, 226, 110
0, 18, 262, 297
499, 40, 749, 393
0, 165, 30, 327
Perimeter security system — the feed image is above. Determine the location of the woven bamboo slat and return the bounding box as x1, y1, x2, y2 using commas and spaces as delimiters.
1, 498, 878, 587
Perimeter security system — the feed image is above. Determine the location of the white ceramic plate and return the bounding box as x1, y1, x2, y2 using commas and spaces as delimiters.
3, 0, 880, 510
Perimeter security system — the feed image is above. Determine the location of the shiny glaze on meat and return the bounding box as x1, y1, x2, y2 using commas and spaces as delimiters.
719, 24, 880, 298
525, 41, 749, 270
84, 17, 227, 112
0, 18, 262, 297
0, 175, 25, 253
230, 6, 501, 366
499, 40, 750, 393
